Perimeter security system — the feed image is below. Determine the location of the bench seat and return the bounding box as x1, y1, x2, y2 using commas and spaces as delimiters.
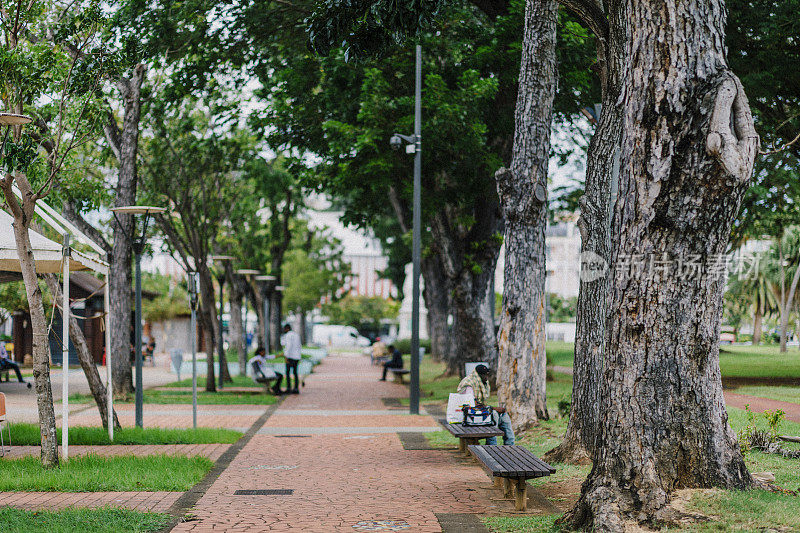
439, 418, 503, 454
389, 368, 410, 383
468, 444, 555, 511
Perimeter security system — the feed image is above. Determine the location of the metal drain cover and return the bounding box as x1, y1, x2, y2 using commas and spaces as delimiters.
248, 465, 298, 471
234, 489, 293, 495
352, 520, 411, 531
274, 435, 311, 438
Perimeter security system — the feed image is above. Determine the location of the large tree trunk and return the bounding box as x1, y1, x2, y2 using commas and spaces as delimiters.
197, 264, 217, 392
227, 269, 247, 374
2, 180, 59, 467
434, 198, 503, 377
494, 0, 557, 431
546, 22, 625, 465
44, 275, 121, 429
106, 65, 146, 398
752, 302, 762, 345
421, 255, 450, 362
778, 261, 800, 352
565, 0, 757, 527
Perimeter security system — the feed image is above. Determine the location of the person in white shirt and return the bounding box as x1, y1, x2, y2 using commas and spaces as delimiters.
250, 346, 284, 395
281, 324, 302, 394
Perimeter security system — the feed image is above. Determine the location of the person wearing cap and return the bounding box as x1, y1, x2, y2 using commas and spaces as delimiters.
456, 364, 514, 445
281, 324, 302, 394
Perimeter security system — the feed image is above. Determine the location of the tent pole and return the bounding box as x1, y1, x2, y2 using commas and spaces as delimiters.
62, 234, 70, 460
105, 274, 113, 441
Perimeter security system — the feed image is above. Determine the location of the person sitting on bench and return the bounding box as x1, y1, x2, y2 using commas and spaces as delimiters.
380, 344, 404, 381
457, 364, 514, 445
250, 346, 284, 395
0, 341, 31, 388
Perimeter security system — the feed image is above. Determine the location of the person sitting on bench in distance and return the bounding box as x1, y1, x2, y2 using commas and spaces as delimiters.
457, 364, 514, 445
379, 344, 404, 381
250, 346, 284, 395
0, 340, 31, 388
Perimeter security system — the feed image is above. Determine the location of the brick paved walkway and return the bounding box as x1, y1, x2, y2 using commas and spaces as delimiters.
172, 352, 497, 532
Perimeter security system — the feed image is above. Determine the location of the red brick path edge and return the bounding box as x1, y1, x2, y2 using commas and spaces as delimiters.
723, 392, 800, 424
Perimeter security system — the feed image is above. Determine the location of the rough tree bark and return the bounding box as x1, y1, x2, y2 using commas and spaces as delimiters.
777, 243, 800, 352
546, 5, 623, 464
433, 200, 503, 377
565, 0, 757, 527
226, 266, 247, 373
1, 174, 59, 467
44, 275, 121, 429
494, 0, 557, 431
752, 300, 762, 345
105, 64, 146, 398
421, 255, 451, 362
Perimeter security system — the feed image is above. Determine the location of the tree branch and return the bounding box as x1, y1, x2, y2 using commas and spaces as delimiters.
558, 0, 609, 42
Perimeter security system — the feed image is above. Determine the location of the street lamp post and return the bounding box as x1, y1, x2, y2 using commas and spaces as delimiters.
389, 45, 422, 415
255, 275, 277, 352
110, 205, 166, 428
210, 256, 235, 389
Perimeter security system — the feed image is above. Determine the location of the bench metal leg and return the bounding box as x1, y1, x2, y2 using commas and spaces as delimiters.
515, 478, 528, 511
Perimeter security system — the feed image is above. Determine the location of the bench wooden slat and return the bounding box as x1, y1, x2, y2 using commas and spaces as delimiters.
505, 445, 551, 477
438, 419, 503, 439
468, 445, 555, 478
468, 445, 505, 476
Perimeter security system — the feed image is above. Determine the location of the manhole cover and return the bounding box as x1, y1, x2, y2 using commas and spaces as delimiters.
352, 520, 411, 531
344, 435, 375, 440
248, 465, 298, 471
234, 489, 293, 495
274, 435, 311, 438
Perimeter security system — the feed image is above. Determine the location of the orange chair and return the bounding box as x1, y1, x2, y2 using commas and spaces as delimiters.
0, 392, 10, 455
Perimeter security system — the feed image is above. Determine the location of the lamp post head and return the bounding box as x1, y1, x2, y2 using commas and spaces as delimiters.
0, 113, 33, 126
274, 285, 285, 291
110, 206, 166, 216
254, 275, 277, 282
209, 255, 235, 262
236, 269, 261, 276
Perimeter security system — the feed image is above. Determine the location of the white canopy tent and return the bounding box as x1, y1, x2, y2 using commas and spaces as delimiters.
0, 205, 112, 458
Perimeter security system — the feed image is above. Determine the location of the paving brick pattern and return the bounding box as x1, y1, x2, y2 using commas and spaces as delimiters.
172, 352, 495, 532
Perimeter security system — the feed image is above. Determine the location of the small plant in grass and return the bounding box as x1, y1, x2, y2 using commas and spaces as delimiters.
557, 397, 571, 419
763, 409, 786, 441
737, 404, 757, 456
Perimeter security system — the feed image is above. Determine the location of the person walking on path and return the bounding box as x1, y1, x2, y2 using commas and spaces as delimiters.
379, 345, 403, 381
0, 341, 31, 388
457, 364, 514, 445
281, 324, 302, 394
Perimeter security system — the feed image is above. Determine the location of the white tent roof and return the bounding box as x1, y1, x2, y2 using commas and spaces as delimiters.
0, 209, 107, 274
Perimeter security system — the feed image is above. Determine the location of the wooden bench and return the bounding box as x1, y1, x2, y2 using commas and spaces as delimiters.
468, 444, 555, 511
389, 368, 410, 383
439, 419, 504, 455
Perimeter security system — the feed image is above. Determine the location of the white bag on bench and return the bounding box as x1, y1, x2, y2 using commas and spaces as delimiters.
446, 392, 475, 424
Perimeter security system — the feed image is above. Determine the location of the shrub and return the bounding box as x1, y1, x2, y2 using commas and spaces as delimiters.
394, 338, 432, 355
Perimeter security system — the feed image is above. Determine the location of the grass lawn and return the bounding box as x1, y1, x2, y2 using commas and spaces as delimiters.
0, 508, 172, 533
0, 454, 213, 491
544, 341, 800, 381
164, 374, 258, 388
70, 388, 277, 405
732, 385, 800, 405
9, 424, 242, 446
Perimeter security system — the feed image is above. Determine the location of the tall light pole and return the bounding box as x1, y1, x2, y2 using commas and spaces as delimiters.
111, 205, 165, 428
255, 275, 277, 352
390, 44, 422, 415
210, 255, 235, 388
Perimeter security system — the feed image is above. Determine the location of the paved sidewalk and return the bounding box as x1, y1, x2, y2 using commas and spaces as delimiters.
172, 352, 495, 532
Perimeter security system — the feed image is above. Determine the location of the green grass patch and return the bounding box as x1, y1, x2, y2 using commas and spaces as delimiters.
544, 341, 800, 380
70, 389, 277, 405
0, 507, 172, 533
483, 515, 560, 532
732, 385, 800, 405
0, 454, 213, 492
665, 489, 800, 531
8, 424, 241, 446
163, 374, 259, 388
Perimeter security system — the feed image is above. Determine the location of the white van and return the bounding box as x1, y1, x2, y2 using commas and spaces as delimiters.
312, 325, 371, 347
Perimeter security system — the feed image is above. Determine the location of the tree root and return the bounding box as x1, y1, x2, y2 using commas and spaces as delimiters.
544, 438, 591, 465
